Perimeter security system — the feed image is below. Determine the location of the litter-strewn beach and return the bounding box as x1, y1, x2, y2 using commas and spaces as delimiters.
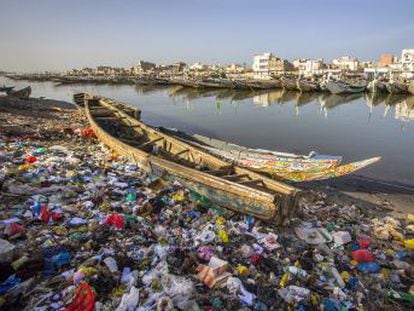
0, 96, 413, 310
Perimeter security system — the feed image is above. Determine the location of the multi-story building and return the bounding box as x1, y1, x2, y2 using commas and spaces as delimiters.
131, 60, 156, 75
293, 59, 307, 71
401, 49, 414, 72
252, 53, 294, 79
380, 53, 393, 66
332, 56, 359, 71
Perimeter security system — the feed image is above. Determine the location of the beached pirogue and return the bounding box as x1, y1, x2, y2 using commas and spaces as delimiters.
161, 131, 381, 182
73, 93, 301, 223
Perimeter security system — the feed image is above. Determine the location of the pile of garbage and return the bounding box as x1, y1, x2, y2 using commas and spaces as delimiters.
0, 110, 413, 310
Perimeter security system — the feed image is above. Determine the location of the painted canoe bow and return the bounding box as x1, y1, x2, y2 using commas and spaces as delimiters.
160, 129, 380, 182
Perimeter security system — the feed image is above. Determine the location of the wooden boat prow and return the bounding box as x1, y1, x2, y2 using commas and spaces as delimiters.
74, 93, 301, 223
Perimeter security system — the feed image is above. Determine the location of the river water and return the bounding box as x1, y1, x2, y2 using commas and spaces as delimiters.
2, 76, 414, 186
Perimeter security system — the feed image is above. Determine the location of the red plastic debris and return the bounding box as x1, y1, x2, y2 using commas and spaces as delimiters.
39, 207, 63, 223
5, 223, 25, 236
250, 253, 261, 266
25, 156, 37, 163
352, 249, 374, 262
356, 237, 371, 249
104, 214, 125, 229
80, 127, 96, 139
64, 282, 95, 311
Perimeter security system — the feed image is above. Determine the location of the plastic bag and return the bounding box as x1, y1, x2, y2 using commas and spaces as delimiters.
116, 286, 139, 311
64, 282, 95, 311
352, 249, 374, 262
104, 214, 125, 229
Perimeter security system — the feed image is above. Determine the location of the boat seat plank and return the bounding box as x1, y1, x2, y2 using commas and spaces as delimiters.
174, 149, 190, 157
239, 179, 264, 186
137, 137, 164, 148
222, 173, 248, 181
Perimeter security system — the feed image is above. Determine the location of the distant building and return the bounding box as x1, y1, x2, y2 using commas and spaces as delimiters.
380, 53, 393, 66
189, 62, 208, 71
401, 49, 414, 72
364, 67, 390, 80
293, 59, 307, 71
131, 60, 156, 75
252, 53, 294, 79
172, 62, 187, 72
332, 56, 359, 71
225, 63, 245, 74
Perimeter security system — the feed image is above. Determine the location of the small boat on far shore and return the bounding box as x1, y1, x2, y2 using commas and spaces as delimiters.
296, 79, 320, 92
6, 86, 31, 99
325, 80, 367, 94
367, 79, 387, 93
0, 85, 15, 93
281, 77, 298, 91
386, 80, 409, 94
409, 81, 414, 95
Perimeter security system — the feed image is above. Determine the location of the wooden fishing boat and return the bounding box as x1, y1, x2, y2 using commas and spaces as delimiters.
0, 85, 14, 93
7, 86, 31, 99
281, 77, 298, 91
195, 78, 236, 89
367, 79, 387, 93
409, 81, 414, 96
296, 79, 320, 92
325, 81, 366, 94
386, 80, 409, 94
160, 129, 380, 182
74, 93, 301, 223
239, 79, 282, 90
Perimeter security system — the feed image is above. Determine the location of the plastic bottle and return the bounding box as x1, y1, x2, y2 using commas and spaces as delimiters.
286, 266, 308, 279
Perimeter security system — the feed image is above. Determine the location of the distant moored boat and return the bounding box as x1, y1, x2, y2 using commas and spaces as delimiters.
325, 80, 366, 94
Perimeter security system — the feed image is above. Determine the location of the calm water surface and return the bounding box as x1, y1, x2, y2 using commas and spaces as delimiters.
2, 76, 414, 185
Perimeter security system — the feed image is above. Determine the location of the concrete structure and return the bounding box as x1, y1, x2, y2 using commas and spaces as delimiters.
332, 56, 359, 71
252, 53, 294, 79
364, 67, 390, 80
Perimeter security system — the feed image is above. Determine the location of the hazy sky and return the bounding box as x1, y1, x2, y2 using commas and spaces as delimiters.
1, 0, 413, 72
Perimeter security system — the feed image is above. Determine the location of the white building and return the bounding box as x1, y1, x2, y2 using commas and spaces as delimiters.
189, 62, 208, 71
293, 59, 307, 71
332, 56, 359, 71
252, 53, 273, 79
252, 52, 294, 79
401, 49, 414, 78
304, 59, 325, 76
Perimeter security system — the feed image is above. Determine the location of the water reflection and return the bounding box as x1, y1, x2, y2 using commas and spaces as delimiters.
167, 85, 414, 125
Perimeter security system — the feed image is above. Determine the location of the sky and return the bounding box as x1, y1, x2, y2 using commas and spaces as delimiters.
1, 0, 413, 72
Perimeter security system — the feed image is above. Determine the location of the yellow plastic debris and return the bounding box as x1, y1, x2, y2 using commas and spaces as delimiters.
18, 164, 30, 170
381, 268, 391, 280
112, 286, 125, 297
407, 214, 414, 222
311, 293, 320, 306
218, 229, 229, 243
404, 239, 414, 250
236, 265, 249, 276
279, 273, 289, 288
340, 271, 351, 282
215, 216, 226, 226
350, 260, 358, 266
78, 267, 98, 276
